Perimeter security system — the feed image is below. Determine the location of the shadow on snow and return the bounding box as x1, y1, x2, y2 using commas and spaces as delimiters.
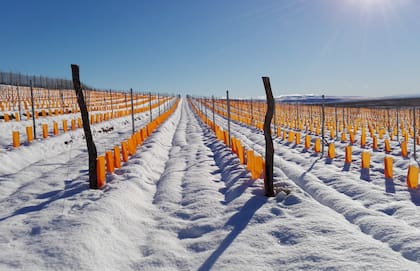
0, 179, 88, 223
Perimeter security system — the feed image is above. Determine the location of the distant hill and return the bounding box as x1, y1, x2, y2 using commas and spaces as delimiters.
275, 94, 365, 104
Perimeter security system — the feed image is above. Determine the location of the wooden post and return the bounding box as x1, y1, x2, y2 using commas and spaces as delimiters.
335, 105, 338, 140
212, 95, 215, 128
158, 93, 161, 116
17, 85, 22, 120
414, 107, 417, 161
110, 89, 113, 116
226, 90, 231, 148
60, 81, 64, 113
321, 95, 325, 155
250, 98, 254, 126
273, 99, 276, 132
262, 77, 275, 197
149, 92, 152, 123
130, 88, 135, 134
310, 105, 313, 127
396, 108, 399, 142
205, 97, 208, 120
30, 80, 37, 139
47, 86, 51, 110
103, 91, 107, 112
71, 64, 98, 189
125, 92, 128, 109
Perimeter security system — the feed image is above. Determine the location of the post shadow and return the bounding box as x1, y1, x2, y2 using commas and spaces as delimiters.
342, 163, 351, 172
360, 168, 370, 181
0, 180, 87, 223
197, 196, 267, 271
409, 188, 420, 206
385, 178, 396, 194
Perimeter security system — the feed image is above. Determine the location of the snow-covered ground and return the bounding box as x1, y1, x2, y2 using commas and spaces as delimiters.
1, 98, 420, 270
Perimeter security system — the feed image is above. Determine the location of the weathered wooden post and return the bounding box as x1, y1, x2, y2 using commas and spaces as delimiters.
212, 95, 215, 128
226, 90, 231, 148
347, 107, 350, 129
335, 105, 338, 139
250, 98, 254, 126
321, 95, 325, 155
110, 89, 114, 116
262, 77, 275, 197
205, 97, 208, 119
60, 79, 65, 113
18, 74, 23, 120
309, 105, 313, 131
342, 107, 345, 132
130, 88, 135, 134
149, 92, 152, 123
30, 80, 37, 139
396, 108, 399, 142
103, 90, 107, 112
17, 85, 22, 120
414, 107, 417, 160
125, 92, 128, 109
273, 99, 276, 133
158, 93, 161, 116
47, 86, 51, 110
71, 64, 98, 189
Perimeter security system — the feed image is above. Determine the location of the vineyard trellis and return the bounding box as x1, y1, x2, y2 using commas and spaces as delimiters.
189, 89, 420, 195
1, 68, 179, 189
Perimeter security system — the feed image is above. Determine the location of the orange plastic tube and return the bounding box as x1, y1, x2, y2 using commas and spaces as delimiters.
105, 151, 114, 174
407, 165, 419, 189
122, 141, 129, 162
26, 126, 33, 143
384, 156, 393, 179
96, 156, 106, 188
53, 122, 59, 136
42, 124, 48, 138
328, 143, 335, 159
345, 145, 352, 164
361, 151, 370, 169
314, 138, 321, 153
12, 131, 20, 148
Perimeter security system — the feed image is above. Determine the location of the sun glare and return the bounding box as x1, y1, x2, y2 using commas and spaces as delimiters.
343, 0, 411, 20
354, 0, 386, 7
346, 0, 411, 12
347, 0, 389, 11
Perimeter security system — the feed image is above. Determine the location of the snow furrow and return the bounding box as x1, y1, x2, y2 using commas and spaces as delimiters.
2, 98, 420, 270
136, 99, 229, 270
190, 101, 420, 270
200, 101, 420, 264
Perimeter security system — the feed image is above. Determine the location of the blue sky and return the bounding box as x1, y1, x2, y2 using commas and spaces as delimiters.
1, 0, 420, 97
